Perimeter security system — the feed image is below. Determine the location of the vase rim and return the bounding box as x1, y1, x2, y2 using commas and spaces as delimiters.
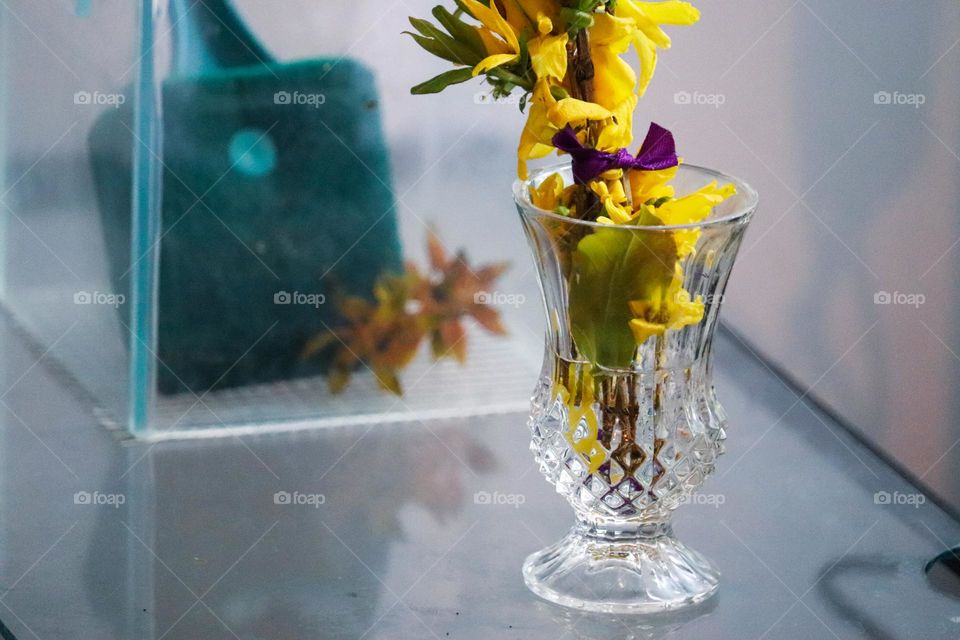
513, 162, 758, 232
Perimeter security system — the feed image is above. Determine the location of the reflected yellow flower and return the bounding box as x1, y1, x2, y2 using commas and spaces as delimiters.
555, 376, 605, 474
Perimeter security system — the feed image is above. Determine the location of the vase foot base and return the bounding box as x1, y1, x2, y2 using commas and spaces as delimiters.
522, 524, 719, 615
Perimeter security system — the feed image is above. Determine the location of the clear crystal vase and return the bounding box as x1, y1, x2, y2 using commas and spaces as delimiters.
515, 164, 757, 614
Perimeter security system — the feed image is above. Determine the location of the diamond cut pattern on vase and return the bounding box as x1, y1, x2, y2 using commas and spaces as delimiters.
612, 442, 646, 476
529, 363, 727, 520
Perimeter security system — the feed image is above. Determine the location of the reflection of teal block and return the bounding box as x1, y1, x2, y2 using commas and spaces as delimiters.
91, 59, 403, 394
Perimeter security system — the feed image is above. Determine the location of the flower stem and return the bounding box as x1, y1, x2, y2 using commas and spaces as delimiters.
487, 68, 532, 92
651, 334, 668, 491
564, 18, 600, 220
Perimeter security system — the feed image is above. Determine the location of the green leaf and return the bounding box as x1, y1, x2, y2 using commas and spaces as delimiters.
567, 226, 678, 368
431, 5, 485, 55
407, 17, 481, 65
486, 67, 533, 91
410, 66, 477, 94
404, 32, 473, 65
518, 26, 532, 69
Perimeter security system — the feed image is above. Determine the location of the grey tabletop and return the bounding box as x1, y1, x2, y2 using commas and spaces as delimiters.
0, 315, 958, 640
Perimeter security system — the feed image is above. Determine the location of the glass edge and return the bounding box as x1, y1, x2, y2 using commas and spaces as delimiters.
513, 161, 759, 232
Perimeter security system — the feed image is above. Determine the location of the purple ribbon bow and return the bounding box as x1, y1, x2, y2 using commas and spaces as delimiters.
551, 123, 679, 184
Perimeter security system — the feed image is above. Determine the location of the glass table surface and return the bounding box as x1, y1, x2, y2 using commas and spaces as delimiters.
0, 316, 957, 640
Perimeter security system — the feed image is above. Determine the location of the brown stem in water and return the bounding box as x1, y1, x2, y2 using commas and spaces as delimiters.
651, 334, 668, 491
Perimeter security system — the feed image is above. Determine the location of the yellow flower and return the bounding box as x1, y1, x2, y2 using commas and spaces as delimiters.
628, 265, 705, 345
614, 0, 701, 95
518, 80, 612, 178
629, 163, 679, 204
653, 180, 736, 257
590, 178, 633, 224
498, 0, 560, 35
596, 94, 638, 151
624, 179, 735, 344
528, 29, 569, 82
518, 80, 561, 178
463, 0, 521, 76
529, 171, 567, 210
548, 97, 613, 128
589, 13, 639, 111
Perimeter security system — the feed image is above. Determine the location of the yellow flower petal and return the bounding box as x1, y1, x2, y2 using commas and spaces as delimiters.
654, 181, 737, 257
518, 79, 559, 178
589, 179, 633, 224
472, 52, 520, 76
633, 31, 658, 96
629, 164, 679, 204
591, 47, 637, 110
499, 0, 557, 35
463, 0, 519, 52
635, 1, 701, 26
529, 33, 568, 81
627, 267, 705, 344
537, 13, 553, 35
587, 14, 638, 109
614, 0, 701, 96
547, 98, 612, 128
596, 95, 638, 150
530, 172, 566, 210
655, 181, 736, 226
476, 27, 513, 55
600, 168, 625, 182
628, 317, 666, 345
